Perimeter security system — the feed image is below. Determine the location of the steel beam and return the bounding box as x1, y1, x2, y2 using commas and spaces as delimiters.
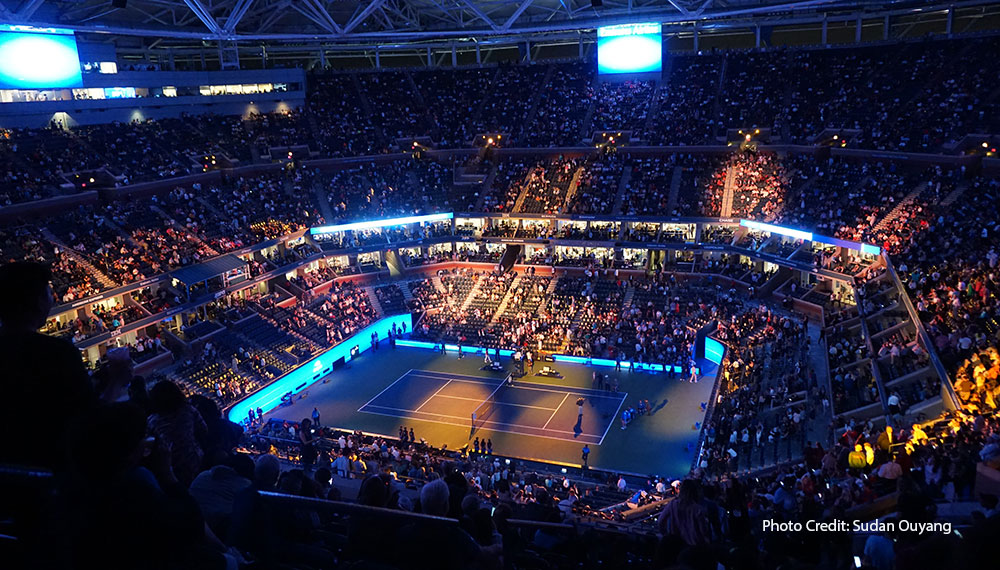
224, 0, 258, 33
501, 0, 536, 31
16, 0, 992, 43
15, 0, 46, 21
181, 0, 223, 35
458, 0, 501, 31
184, 0, 222, 35
343, 0, 390, 35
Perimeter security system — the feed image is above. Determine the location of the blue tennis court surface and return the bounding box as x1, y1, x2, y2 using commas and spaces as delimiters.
359, 369, 627, 445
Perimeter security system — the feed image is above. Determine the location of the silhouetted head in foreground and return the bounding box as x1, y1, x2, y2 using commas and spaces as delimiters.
0, 262, 53, 331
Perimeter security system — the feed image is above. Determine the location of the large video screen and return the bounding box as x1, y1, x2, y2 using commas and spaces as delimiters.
0, 25, 83, 89
597, 22, 662, 75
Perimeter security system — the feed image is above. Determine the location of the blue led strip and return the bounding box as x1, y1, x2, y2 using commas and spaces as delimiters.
310, 213, 454, 236
389, 340, 688, 373
739, 218, 881, 255
227, 314, 412, 423
739, 219, 813, 242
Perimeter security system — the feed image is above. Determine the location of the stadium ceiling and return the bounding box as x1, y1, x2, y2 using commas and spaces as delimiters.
0, 0, 991, 43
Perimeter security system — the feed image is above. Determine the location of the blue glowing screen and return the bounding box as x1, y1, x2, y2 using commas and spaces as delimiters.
597, 23, 662, 75
0, 26, 82, 89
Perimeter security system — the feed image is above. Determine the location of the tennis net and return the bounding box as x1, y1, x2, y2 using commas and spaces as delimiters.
471, 374, 510, 433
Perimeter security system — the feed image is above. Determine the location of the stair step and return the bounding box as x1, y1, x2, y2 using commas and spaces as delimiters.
666, 165, 684, 214
431, 275, 447, 294
399, 280, 414, 301
489, 275, 521, 325
874, 182, 927, 231
611, 164, 633, 216
41, 228, 117, 289
939, 182, 968, 207
364, 286, 385, 318
459, 275, 484, 313
720, 165, 737, 217
151, 204, 220, 257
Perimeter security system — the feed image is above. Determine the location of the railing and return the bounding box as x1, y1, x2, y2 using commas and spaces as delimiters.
256, 490, 659, 536
882, 253, 961, 411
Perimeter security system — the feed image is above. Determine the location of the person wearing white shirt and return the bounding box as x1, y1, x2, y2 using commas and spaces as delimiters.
887, 393, 900, 415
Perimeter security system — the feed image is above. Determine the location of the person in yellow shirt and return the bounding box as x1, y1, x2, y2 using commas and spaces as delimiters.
848, 444, 867, 470
864, 442, 875, 466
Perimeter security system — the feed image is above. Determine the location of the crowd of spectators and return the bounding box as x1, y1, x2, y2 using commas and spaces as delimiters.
4, 36, 1000, 210
7, 31, 1000, 569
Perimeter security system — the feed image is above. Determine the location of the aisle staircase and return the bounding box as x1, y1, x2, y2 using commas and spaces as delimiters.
579, 99, 597, 142
665, 165, 684, 214
472, 162, 500, 212
41, 228, 117, 289
511, 169, 533, 212
404, 70, 426, 106
151, 204, 220, 256
559, 166, 586, 213
312, 178, 336, 223
546, 274, 560, 294
459, 276, 485, 313
489, 274, 522, 324
101, 215, 140, 248
364, 286, 385, 318
431, 275, 447, 294
197, 197, 227, 218
398, 280, 414, 303
720, 165, 737, 217
872, 182, 927, 232
709, 58, 729, 140
610, 164, 633, 216
517, 64, 556, 143
939, 182, 969, 208
622, 284, 636, 310
640, 76, 667, 141
351, 74, 390, 146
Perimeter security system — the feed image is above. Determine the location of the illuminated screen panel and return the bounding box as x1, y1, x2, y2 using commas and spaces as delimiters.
0, 25, 82, 89
104, 87, 136, 99
597, 23, 662, 75
704, 337, 726, 366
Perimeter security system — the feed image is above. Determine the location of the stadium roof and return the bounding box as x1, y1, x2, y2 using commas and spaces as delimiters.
1, 0, 987, 44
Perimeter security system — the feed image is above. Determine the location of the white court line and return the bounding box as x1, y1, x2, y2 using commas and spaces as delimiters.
542, 393, 570, 430
414, 379, 452, 412
434, 393, 557, 412
359, 404, 604, 445
431, 394, 490, 403
412, 369, 621, 399
409, 373, 624, 400
410, 369, 504, 381
598, 392, 628, 446
362, 403, 599, 438
358, 371, 617, 442
357, 368, 415, 411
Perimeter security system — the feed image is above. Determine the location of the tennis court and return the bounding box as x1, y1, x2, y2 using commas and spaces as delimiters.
358, 369, 628, 444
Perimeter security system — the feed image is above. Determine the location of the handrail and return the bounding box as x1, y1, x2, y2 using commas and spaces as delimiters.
854, 275, 892, 421
0, 463, 55, 480
256, 491, 656, 536
881, 253, 960, 411
257, 491, 459, 524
